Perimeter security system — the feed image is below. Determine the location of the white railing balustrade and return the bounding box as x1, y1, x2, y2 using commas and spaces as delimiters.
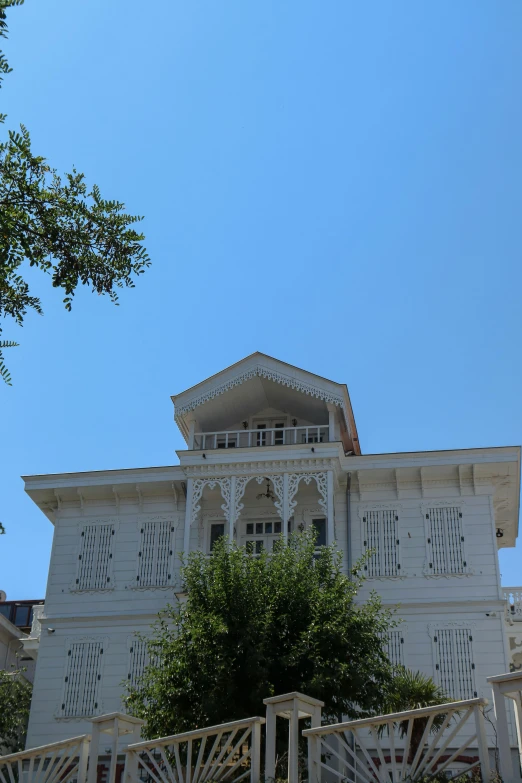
504, 586, 522, 622
0, 735, 90, 783
303, 697, 490, 783
193, 426, 329, 451
123, 717, 264, 783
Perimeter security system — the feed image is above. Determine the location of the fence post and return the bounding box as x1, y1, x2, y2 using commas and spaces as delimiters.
263, 693, 324, 783
473, 705, 491, 783
250, 720, 261, 783
78, 737, 91, 783
122, 750, 138, 783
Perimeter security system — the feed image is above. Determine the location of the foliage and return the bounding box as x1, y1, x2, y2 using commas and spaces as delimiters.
0, 668, 32, 753
0, 0, 149, 385
125, 530, 398, 738
377, 667, 451, 762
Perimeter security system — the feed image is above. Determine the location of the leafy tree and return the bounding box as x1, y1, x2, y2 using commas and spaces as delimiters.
125, 530, 398, 738
0, 0, 149, 385
0, 669, 32, 753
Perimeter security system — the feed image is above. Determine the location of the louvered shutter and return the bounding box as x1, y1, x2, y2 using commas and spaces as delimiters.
425, 507, 466, 575
136, 521, 174, 587
362, 510, 400, 577
61, 640, 103, 717
128, 638, 149, 688
433, 628, 476, 699
76, 524, 114, 590
385, 630, 405, 668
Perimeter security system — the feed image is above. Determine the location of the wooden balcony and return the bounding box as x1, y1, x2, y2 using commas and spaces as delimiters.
193, 425, 329, 450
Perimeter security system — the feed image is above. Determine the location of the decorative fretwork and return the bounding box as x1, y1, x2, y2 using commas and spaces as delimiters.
304, 697, 490, 783
287, 472, 328, 518
191, 478, 231, 525
123, 716, 263, 783
174, 364, 348, 431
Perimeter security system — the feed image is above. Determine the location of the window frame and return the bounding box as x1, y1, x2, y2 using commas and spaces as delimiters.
131, 516, 178, 590
57, 636, 108, 719
71, 519, 118, 592
429, 623, 477, 700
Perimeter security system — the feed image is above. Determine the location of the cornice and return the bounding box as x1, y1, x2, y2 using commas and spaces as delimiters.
184, 457, 342, 479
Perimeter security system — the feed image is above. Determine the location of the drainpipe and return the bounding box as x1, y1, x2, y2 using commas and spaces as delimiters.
346, 473, 352, 577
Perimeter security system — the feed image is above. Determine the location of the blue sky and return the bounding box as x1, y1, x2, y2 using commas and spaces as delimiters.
1, 0, 521, 598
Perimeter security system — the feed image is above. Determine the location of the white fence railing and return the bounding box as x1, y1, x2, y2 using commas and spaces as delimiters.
504, 586, 522, 621
0, 735, 90, 783
303, 698, 490, 783
194, 426, 328, 450
123, 717, 264, 783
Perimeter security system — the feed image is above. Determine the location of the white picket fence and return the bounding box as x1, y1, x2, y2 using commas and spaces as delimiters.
1, 675, 521, 783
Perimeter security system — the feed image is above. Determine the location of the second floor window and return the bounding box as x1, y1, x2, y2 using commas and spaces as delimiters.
136, 520, 175, 587
362, 509, 401, 578
425, 506, 467, 575
75, 524, 115, 590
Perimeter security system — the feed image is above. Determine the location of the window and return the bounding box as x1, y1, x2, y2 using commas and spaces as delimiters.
274, 423, 285, 445
425, 506, 467, 575
361, 510, 400, 577
136, 520, 175, 587
210, 523, 225, 551
128, 638, 149, 689
244, 519, 282, 554
75, 524, 115, 590
256, 424, 267, 446
60, 640, 104, 717
432, 627, 476, 700
385, 630, 405, 668
312, 518, 326, 547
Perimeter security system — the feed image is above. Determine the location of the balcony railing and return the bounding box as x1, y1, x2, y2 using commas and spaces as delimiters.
504, 586, 522, 622
194, 425, 329, 450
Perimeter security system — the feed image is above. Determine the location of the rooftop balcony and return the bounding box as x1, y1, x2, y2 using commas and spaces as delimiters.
193, 425, 329, 451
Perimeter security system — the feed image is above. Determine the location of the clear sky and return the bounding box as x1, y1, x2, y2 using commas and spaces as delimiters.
1, 0, 521, 598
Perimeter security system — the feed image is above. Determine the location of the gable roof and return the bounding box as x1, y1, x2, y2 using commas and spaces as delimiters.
172, 352, 360, 453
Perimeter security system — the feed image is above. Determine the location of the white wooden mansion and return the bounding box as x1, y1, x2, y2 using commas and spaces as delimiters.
22, 353, 521, 750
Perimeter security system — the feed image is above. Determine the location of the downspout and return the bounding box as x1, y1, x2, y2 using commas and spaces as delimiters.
346, 472, 352, 577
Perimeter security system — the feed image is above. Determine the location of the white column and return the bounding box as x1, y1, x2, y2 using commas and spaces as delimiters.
491, 682, 515, 782
288, 701, 299, 783
228, 476, 236, 546
188, 419, 196, 450
327, 403, 336, 442
283, 473, 289, 542
327, 470, 335, 544
473, 705, 491, 783
183, 478, 193, 555
264, 703, 276, 782
513, 691, 522, 773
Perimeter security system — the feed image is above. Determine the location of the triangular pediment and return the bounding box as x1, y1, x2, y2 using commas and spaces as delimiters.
172, 353, 360, 453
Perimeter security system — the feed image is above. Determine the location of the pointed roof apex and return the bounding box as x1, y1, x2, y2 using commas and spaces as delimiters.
172, 353, 360, 454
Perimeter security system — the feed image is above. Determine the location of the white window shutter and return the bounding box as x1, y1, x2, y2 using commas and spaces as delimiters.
76, 524, 114, 590
385, 630, 406, 668
425, 507, 466, 575
61, 640, 104, 717
128, 638, 150, 689
136, 521, 174, 587
362, 510, 400, 577
433, 627, 476, 699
